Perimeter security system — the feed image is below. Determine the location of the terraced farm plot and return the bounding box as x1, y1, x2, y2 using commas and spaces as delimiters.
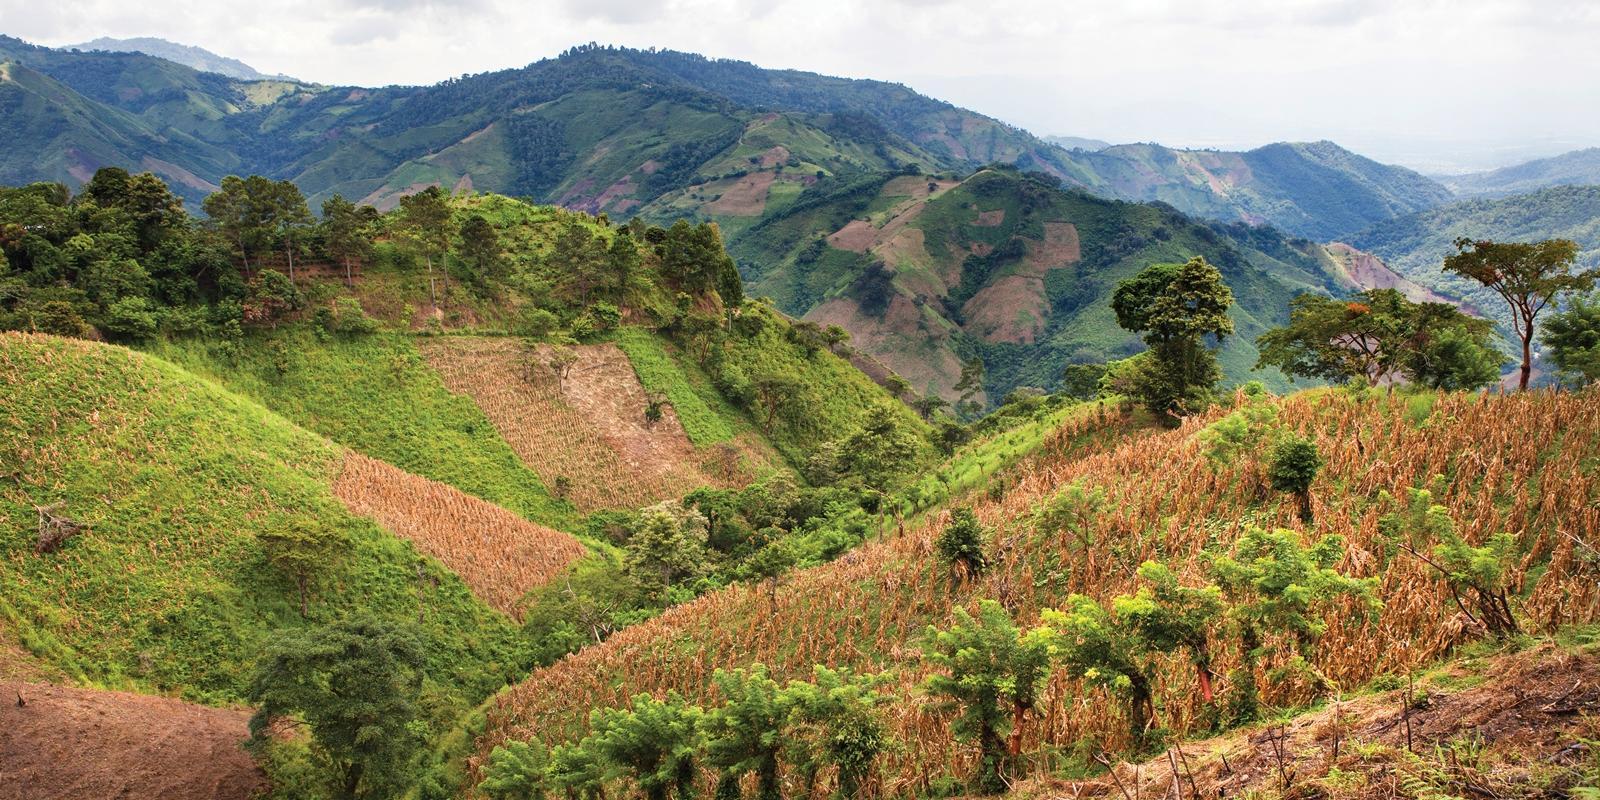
332, 452, 588, 618
420, 337, 755, 512
475, 389, 1600, 793
0, 681, 264, 800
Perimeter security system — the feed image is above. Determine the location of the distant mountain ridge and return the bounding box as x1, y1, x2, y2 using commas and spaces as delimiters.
1438, 147, 1600, 197
61, 36, 288, 81
0, 34, 1455, 244
1047, 140, 1454, 240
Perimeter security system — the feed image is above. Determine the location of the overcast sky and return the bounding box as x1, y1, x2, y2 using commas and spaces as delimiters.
8, 0, 1600, 172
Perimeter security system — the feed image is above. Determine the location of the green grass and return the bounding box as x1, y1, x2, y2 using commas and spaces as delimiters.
612, 327, 741, 446
903, 399, 1102, 517
144, 329, 577, 530
0, 333, 526, 704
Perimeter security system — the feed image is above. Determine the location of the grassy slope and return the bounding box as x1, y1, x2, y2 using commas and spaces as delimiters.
0, 333, 524, 704
611, 327, 743, 447
476, 387, 1600, 790
145, 330, 577, 530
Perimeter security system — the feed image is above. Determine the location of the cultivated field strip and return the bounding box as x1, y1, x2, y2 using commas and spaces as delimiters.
419, 337, 742, 512
476, 389, 1600, 793
332, 451, 586, 618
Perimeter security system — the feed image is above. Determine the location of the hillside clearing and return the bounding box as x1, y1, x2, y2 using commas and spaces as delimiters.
420, 337, 759, 512
0, 681, 265, 800
332, 452, 589, 619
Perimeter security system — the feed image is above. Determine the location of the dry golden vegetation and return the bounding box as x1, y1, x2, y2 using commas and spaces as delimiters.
332, 452, 587, 619
474, 388, 1600, 794
1032, 640, 1600, 800
419, 337, 766, 512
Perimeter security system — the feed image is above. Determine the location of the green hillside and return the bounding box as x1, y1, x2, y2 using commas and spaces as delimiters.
721, 166, 1348, 402
1050, 140, 1453, 240
1347, 184, 1600, 334
0, 35, 1451, 247
1440, 147, 1600, 197
0, 332, 526, 704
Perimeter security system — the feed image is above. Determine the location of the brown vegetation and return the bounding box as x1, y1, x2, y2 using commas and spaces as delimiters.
0, 681, 265, 800
1048, 642, 1600, 800
475, 388, 1600, 794
420, 337, 758, 512
332, 451, 587, 618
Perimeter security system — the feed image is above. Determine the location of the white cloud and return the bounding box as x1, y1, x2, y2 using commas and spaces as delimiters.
4, 0, 1597, 169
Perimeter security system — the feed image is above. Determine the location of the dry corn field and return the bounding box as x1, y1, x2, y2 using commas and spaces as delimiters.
474, 388, 1600, 795
419, 337, 761, 512
332, 451, 587, 619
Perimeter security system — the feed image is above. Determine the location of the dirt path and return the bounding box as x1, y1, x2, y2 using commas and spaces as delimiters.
0, 682, 265, 800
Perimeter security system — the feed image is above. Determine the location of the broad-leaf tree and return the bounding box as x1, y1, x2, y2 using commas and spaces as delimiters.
702, 664, 788, 800
1206, 528, 1379, 723
1543, 291, 1600, 387
1112, 257, 1234, 423
782, 666, 890, 800
922, 599, 1055, 794
246, 616, 429, 800
397, 186, 455, 307
1443, 237, 1596, 390
585, 692, 703, 800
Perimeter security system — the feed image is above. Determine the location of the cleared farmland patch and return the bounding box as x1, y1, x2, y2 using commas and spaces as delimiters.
0, 681, 265, 800
332, 452, 588, 618
420, 337, 758, 512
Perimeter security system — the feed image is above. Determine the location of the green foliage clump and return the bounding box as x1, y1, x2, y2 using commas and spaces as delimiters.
936, 507, 990, 579
585, 693, 703, 800
247, 616, 429, 800
922, 599, 1055, 794
481, 740, 551, 800
1543, 291, 1600, 387
703, 665, 787, 800
1207, 527, 1380, 723
1267, 435, 1322, 523
1380, 483, 1521, 637
1111, 257, 1234, 424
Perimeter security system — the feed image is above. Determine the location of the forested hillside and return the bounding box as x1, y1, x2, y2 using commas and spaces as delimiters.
0, 35, 1457, 246
1347, 185, 1600, 336
710, 165, 1385, 403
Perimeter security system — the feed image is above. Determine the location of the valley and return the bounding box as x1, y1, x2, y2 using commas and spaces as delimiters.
2, 27, 1600, 800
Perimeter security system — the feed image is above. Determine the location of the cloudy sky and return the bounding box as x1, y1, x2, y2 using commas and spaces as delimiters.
7, 0, 1599, 172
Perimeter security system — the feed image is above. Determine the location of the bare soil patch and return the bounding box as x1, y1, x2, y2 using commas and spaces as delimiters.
420, 338, 745, 512
333, 452, 587, 618
962, 274, 1048, 344
827, 220, 877, 253
0, 681, 265, 800
1325, 242, 1469, 310
707, 171, 777, 216
974, 208, 1005, 226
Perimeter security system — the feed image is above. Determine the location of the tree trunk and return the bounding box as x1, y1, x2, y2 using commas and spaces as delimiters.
1519, 331, 1533, 391
1195, 659, 1214, 705
345, 255, 353, 288
426, 254, 437, 308
284, 236, 296, 282
1006, 700, 1027, 757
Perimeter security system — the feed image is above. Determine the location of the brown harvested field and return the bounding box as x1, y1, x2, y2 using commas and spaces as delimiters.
332, 451, 587, 618
962, 274, 1048, 344
826, 219, 877, 252
707, 171, 777, 216
420, 337, 749, 512
0, 682, 265, 800
973, 207, 1005, 226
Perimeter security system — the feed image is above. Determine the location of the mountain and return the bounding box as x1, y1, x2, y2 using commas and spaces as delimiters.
1048, 140, 1455, 240
690, 164, 1367, 402
1439, 147, 1600, 197
1346, 184, 1600, 331
1045, 134, 1112, 151
0, 36, 1450, 244
60, 36, 285, 81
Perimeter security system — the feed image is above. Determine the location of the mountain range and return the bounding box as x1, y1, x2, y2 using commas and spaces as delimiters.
60, 36, 289, 81
5, 33, 1600, 396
